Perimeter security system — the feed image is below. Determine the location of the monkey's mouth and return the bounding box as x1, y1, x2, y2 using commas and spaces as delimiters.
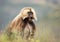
28, 17, 34, 21
30, 17, 33, 19
29, 16, 34, 19
23, 16, 34, 22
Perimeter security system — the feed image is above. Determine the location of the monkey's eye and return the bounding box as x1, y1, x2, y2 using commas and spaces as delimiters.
28, 12, 33, 15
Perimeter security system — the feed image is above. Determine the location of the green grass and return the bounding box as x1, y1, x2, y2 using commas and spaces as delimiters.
0, 32, 55, 42
0, 31, 40, 42
0, 29, 56, 42
0, 34, 40, 42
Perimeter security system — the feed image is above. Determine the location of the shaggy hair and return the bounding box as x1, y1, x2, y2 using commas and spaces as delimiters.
7, 7, 37, 39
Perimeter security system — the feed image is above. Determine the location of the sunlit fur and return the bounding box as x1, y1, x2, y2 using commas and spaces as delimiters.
7, 7, 37, 39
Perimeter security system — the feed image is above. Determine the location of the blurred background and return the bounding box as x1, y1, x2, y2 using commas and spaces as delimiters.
0, 0, 60, 42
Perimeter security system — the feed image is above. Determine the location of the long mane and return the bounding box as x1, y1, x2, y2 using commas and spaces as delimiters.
6, 7, 37, 40
7, 13, 23, 32
7, 7, 36, 34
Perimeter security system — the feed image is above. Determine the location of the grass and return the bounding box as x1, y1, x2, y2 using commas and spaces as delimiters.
0, 31, 54, 42
0, 34, 40, 42
0, 31, 40, 42
0, 28, 56, 42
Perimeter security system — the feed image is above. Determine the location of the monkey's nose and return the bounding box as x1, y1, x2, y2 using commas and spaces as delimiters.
30, 14, 33, 17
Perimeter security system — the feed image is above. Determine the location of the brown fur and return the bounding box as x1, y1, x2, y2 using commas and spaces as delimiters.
6, 7, 37, 39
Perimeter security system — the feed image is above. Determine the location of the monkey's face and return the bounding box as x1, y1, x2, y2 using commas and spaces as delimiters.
27, 10, 34, 21
21, 7, 37, 21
